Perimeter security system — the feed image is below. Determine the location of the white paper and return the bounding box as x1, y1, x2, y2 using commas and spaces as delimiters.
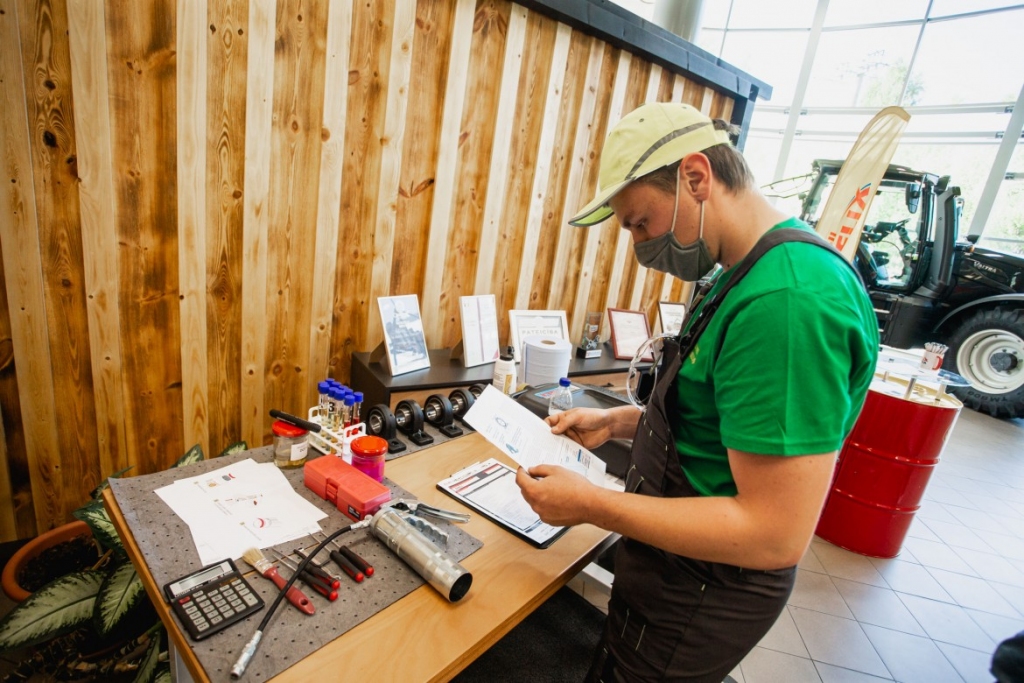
463, 385, 607, 485
155, 459, 327, 565
460, 295, 500, 368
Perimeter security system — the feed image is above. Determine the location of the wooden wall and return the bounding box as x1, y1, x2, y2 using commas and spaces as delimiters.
0, 0, 738, 540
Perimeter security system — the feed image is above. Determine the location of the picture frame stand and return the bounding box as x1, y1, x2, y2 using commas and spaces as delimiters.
449, 339, 465, 362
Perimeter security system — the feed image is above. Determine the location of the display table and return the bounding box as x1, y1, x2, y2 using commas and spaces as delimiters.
103, 434, 614, 682
350, 342, 634, 410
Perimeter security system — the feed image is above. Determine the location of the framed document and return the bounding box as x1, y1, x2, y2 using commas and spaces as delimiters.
378, 295, 430, 376
459, 295, 500, 368
607, 308, 652, 361
508, 310, 570, 363
658, 301, 687, 336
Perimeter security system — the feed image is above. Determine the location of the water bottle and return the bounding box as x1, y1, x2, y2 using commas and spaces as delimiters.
548, 377, 573, 416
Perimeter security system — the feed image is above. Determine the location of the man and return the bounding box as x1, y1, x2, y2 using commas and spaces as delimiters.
515, 102, 878, 682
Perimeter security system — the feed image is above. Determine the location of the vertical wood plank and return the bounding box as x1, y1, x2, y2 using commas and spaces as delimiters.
570, 49, 630, 339
307, 0, 351, 401
547, 35, 602, 314
420, 0, 474, 347
177, 0, 210, 455
390, 0, 455, 302
512, 20, 571, 310
18, 0, 101, 517
366, 0, 414, 347
474, 3, 526, 300
262, 0, 328, 430
67, 0, 128, 492
0, 0, 63, 529
205, 0, 248, 454
240, 0, 274, 446
441, 0, 511, 348
0, 405, 14, 540
0, 249, 31, 539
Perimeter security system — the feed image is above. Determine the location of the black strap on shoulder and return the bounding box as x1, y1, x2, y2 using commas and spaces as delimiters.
677, 228, 858, 361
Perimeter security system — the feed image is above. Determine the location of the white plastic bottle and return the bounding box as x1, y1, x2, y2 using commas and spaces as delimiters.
548, 377, 573, 415
492, 346, 517, 395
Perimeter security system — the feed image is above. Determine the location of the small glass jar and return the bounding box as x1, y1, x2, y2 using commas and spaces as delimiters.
350, 435, 388, 482
273, 420, 309, 468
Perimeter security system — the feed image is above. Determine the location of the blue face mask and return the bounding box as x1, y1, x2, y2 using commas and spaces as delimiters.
632, 180, 716, 281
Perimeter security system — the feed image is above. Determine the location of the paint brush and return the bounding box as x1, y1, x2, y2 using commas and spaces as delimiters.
241, 547, 315, 615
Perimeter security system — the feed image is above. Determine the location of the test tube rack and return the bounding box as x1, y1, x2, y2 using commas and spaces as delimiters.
306, 406, 366, 460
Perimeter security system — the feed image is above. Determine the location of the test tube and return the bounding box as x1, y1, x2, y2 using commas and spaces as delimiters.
352, 391, 363, 426
343, 394, 355, 428
327, 387, 341, 430
317, 381, 330, 425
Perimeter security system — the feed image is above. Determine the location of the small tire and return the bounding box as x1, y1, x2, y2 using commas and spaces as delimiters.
945, 308, 1024, 419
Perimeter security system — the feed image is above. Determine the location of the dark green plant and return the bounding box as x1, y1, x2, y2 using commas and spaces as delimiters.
0, 441, 247, 682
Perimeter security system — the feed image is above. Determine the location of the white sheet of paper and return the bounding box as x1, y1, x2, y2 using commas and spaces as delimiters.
463, 385, 606, 485
155, 459, 327, 564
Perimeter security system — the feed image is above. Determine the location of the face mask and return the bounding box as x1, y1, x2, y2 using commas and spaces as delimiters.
632, 179, 716, 281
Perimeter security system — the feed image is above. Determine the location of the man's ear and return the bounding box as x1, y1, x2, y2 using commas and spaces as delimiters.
679, 153, 712, 202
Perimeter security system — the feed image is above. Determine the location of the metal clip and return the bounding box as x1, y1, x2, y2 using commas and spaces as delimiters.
387, 499, 470, 524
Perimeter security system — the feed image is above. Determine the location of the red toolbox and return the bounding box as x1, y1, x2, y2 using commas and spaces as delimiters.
305, 456, 391, 522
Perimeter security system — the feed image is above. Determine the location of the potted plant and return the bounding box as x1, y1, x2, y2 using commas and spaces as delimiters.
2, 519, 97, 603
0, 441, 246, 682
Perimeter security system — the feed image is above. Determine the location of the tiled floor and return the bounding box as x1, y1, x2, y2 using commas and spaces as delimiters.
570, 407, 1024, 683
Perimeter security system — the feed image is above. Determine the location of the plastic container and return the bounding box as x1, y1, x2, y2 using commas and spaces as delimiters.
548, 377, 573, 415
273, 420, 309, 468
350, 435, 388, 482
493, 346, 517, 395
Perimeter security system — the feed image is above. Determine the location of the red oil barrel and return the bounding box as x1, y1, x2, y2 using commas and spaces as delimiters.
815, 378, 961, 558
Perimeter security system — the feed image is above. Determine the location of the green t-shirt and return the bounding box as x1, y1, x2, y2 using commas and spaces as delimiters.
671, 218, 878, 497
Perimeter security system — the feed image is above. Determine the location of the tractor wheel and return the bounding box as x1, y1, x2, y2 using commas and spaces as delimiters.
945, 308, 1024, 419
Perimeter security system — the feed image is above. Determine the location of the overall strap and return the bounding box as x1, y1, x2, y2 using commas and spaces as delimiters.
677, 228, 858, 361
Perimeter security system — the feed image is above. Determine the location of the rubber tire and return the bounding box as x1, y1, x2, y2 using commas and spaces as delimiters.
945, 308, 1024, 419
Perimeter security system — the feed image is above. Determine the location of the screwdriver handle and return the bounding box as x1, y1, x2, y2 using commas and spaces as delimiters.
340, 546, 374, 577
330, 549, 365, 583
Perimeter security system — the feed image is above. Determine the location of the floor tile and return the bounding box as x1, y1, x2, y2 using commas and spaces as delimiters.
944, 505, 1010, 534
860, 624, 963, 683
896, 593, 996, 651
870, 558, 954, 603
936, 641, 995, 683
973, 529, 1024, 562
789, 607, 889, 678
923, 485, 977, 509
924, 566, 1023, 618
917, 501, 962, 525
905, 517, 941, 543
801, 544, 827, 574
728, 664, 745, 683
814, 662, 893, 682
951, 547, 1024, 588
964, 607, 1024, 644
902, 537, 977, 575
990, 581, 1024, 616
756, 606, 809, 658
831, 577, 926, 636
920, 520, 996, 553
810, 542, 889, 588
788, 570, 854, 619
740, 647, 821, 683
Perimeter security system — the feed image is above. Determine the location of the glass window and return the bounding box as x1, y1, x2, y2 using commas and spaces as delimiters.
889, 142, 1001, 234
825, 0, 929, 27
701, 1, 733, 29
741, 132, 784, 189
905, 110, 1012, 137
784, 138, 859, 181
725, 0, 818, 29
720, 31, 809, 104
696, 28, 725, 57
930, 0, 1024, 18
979, 142, 1024, 255
804, 25, 921, 107
910, 9, 1024, 105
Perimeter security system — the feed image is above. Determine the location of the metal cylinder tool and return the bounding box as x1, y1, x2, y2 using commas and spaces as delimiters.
369, 508, 472, 602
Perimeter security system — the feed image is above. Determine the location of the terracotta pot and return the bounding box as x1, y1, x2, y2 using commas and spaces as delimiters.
1, 520, 92, 602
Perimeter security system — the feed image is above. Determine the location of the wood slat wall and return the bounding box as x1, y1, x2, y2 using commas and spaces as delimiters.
0, 0, 744, 539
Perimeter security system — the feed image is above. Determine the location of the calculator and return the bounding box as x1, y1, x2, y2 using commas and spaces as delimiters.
163, 558, 264, 641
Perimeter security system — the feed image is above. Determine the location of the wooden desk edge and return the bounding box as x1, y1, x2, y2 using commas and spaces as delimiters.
103, 488, 210, 683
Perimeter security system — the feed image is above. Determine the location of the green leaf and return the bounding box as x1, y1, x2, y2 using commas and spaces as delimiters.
153, 664, 172, 683
73, 499, 123, 553
94, 562, 145, 638
0, 571, 105, 651
173, 444, 205, 468
216, 441, 248, 459
131, 629, 161, 683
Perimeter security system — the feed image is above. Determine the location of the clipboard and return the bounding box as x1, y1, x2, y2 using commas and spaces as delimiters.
437, 458, 569, 549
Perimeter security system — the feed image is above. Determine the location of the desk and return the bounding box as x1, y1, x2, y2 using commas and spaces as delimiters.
104, 434, 613, 682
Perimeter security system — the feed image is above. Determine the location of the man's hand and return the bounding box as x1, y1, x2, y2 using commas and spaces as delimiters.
515, 465, 597, 527
545, 408, 615, 449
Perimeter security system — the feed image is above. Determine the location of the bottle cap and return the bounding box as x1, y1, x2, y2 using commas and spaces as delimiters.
318, 381, 330, 393
500, 345, 514, 362
351, 435, 388, 457
272, 420, 307, 437
344, 395, 355, 406
559, 377, 571, 387
354, 391, 364, 401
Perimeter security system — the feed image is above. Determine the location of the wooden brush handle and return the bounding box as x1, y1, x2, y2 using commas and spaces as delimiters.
263, 565, 316, 615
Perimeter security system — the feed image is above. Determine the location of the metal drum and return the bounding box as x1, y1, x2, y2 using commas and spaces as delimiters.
815, 376, 962, 558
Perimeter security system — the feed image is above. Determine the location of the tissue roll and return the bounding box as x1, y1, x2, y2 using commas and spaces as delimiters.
522, 335, 573, 387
